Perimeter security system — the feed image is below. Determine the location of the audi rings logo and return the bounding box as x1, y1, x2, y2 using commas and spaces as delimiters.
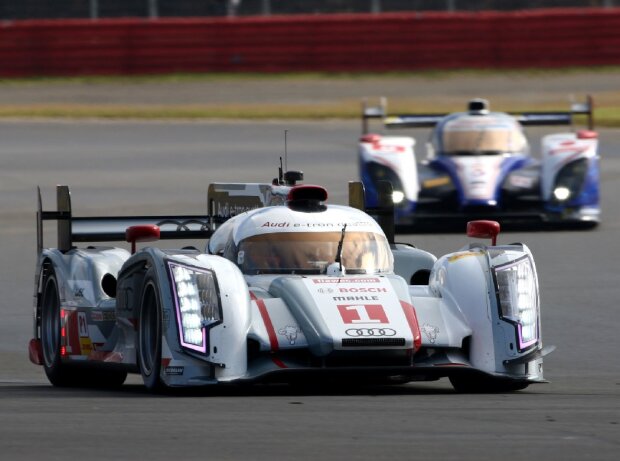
345, 328, 396, 337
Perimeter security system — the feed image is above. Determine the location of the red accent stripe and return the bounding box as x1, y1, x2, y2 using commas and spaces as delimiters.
60, 309, 67, 356
66, 310, 82, 355
400, 300, 422, 351
271, 357, 288, 369
250, 292, 279, 351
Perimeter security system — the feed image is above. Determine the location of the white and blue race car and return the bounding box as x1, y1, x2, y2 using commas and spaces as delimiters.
29, 171, 553, 392
359, 97, 600, 229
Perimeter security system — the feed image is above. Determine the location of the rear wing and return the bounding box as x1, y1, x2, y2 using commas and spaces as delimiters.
37, 183, 287, 253
38, 181, 396, 253
37, 186, 215, 254
361, 96, 594, 133
207, 182, 285, 221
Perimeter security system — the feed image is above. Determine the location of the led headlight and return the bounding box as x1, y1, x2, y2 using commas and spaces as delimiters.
552, 158, 588, 203
494, 255, 539, 351
169, 262, 221, 353
553, 186, 570, 201
392, 190, 405, 204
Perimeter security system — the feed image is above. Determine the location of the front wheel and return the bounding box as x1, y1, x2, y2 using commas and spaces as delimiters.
138, 275, 165, 391
449, 375, 529, 393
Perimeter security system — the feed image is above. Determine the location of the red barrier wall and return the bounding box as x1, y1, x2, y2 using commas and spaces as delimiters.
1, 8, 620, 77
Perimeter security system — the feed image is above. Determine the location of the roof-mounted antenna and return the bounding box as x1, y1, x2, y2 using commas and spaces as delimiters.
278, 156, 284, 185
284, 129, 288, 173
275, 129, 304, 186
274, 130, 289, 185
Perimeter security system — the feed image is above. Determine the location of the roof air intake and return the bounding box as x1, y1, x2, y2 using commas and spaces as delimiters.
468, 98, 490, 115
287, 185, 328, 212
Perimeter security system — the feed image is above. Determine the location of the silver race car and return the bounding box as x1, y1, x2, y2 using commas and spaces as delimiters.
29, 171, 553, 392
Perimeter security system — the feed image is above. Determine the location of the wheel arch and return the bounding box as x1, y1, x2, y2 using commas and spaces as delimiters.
119, 249, 253, 386
392, 243, 436, 285
34, 252, 67, 340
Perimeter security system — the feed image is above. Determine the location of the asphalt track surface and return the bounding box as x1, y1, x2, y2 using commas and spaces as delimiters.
1, 120, 619, 460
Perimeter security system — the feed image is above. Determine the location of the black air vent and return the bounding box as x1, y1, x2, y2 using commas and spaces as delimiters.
286, 185, 328, 212
287, 185, 328, 202
341, 338, 406, 347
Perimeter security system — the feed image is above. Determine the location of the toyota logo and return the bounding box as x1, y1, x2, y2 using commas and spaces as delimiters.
345, 328, 397, 337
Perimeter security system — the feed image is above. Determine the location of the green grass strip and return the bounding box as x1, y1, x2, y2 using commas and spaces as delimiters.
2, 68, 620, 126
2, 66, 620, 85
1, 103, 619, 127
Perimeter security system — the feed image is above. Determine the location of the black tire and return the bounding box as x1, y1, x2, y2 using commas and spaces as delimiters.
41, 267, 128, 388
137, 275, 165, 391
41, 270, 77, 386
449, 375, 529, 393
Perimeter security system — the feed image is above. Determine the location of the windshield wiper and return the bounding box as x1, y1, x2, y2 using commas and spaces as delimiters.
334, 224, 347, 272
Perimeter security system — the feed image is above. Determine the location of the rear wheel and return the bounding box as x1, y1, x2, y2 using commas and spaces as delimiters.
138, 275, 164, 391
41, 270, 75, 386
41, 267, 127, 388
449, 375, 529, 393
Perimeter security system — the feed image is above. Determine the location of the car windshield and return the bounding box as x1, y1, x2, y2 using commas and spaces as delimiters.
442, 127, 524, 155
235, 231, 393, 275
442, 119, 526, 155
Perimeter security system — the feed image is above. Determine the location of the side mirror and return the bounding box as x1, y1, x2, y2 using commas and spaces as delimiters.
126, 225, 160, 254
467, 220, 500, 246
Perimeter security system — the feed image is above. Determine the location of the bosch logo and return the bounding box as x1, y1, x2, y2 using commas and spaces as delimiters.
338, 287, 387, 293
345, 328, 396, 337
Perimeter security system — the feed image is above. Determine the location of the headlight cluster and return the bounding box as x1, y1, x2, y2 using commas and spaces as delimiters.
494, 255, 539, 351
169, 262, 221, 352
552, 158, 588, 203
366, 162, 406, 207
392, 190, 405, 204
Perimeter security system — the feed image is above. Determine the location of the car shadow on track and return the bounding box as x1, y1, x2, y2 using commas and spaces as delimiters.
0, 380, 550, 398
0, 381, 455, 398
